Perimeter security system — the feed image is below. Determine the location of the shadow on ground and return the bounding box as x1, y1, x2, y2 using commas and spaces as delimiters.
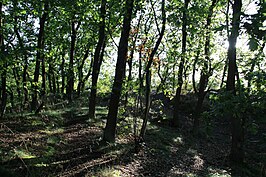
1, 107, 265, 177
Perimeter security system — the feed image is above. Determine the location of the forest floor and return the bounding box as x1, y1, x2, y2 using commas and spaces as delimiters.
0, 98, 265, 177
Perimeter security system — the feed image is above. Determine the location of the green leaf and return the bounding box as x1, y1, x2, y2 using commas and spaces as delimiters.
21, 10, 27, 15
248, 37, 258, 51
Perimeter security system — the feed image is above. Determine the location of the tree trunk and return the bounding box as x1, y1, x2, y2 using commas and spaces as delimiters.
81, 52, 94, 92
193, 0, 218, 136
156, 63, 169, 93
31, 1, 49, 111
137, 39, 145, 111
88, 0, 107, 119
0, 66, 7, 118
226, 0, 244, 163
220, 58, 228, 89
125, 14, 142, 109
52, 67, 56, 94
103, 0, 134, 143
41, 45, 46, 97
77, 47, 90, 96
0, 2, 6, 117
13, 0, 28, 107
56, 74, 60, 94
192, 49, 200, 94
172, 0, 190, 127
12, 67, 21, 99
48, 63, 53, 93
140, 0, 166, 139
61, 52, 65, 94
66, 19, 80, 102
14, 15, 29, 105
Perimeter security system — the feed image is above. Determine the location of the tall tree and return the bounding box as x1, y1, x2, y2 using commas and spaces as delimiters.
226, 0, 243, 163
0, 1, 7, 117
140, 0, 166, 139
172, 0, 190, 127
77, 44, 91, 96
31, 0, 49, 111
13, 0, 29, 106
88, 0, 107, 119
66, 16, 81, 102
61, 51, 66, 94
193, 0, 218, 135
103, 0, 134, 143
124, 13, 142, 109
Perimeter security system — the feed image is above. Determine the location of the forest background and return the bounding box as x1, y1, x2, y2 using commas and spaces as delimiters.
0, 0, 265, 176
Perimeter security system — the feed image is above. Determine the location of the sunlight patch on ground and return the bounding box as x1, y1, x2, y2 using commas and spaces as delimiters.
34, 163, 49, 167
40, 128, 64, 135
207, 167, 231, 177
207, 173, 231, 177
173, 136, 183, 144
193, 155, 204, 170
89, 167, 122, 177
14, 148, 36, 159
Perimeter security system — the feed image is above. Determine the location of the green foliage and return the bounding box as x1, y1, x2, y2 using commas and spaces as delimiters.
248, 37, 259, 51
210, 88, 266, 134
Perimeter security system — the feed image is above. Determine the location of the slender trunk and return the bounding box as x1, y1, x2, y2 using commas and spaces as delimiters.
77, 47, 90, 96
12, 67, 21, 99
41, 45, 46, 97
140, 0, 166, 139
88, 41, 106, 118
0, 66, 7, 118
37, 1, 49, 114
22, 60, 29, 105
48, 61, 56, 95
220, 59, 228, 89
88, 0, 107, 119
138, 41, 145, 111
124, 50, 133, 109
192, 49, 200, 94
6, 88, 14, 113
103, 0, 134, 143
61, 53, 65, 94
66, 19, 80, 102
125, 14, 142, 109
156, 64, 169, 93
0, 2, 6, 117
193, 73, 208, 134
56, 75, 60, 94
48, 63, 53, 93
14, 1, 29, 106
137, 14, 151, 112
31, 1, 49, 111
52, 68, 56, 94
183, 63, 189, 90
221, 0, 230, 89
172, 0, 190, 127
81, 52, 94, 92
226, 0, 244, 163
193, 0, 218, 135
